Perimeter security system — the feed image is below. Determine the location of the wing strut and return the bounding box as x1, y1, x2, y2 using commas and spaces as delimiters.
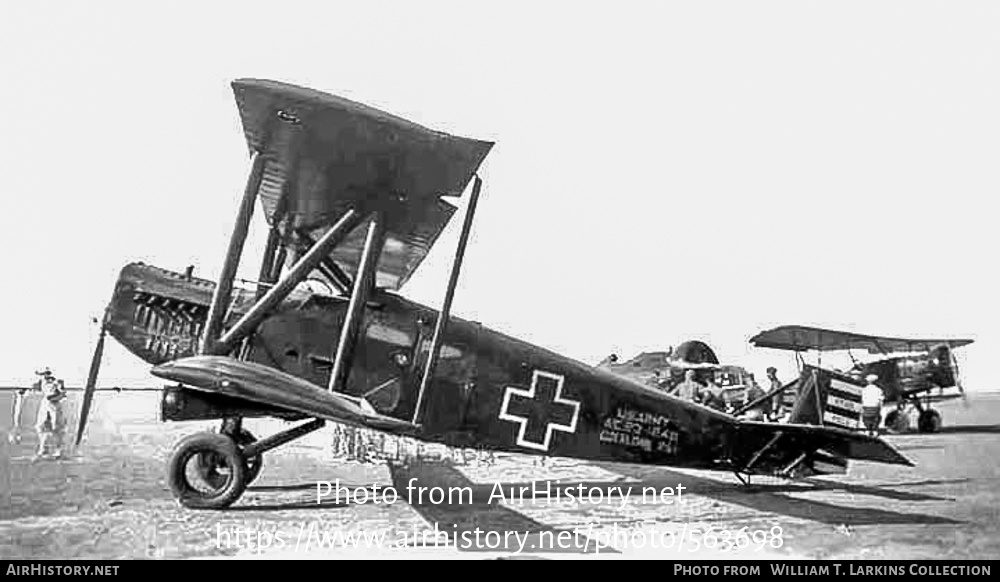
75, 311, 109, 447
412, 175, 483, 425
237, 222, 283, 359
328, 213, 386, 392
215, 208, 362, 353
199, 151, 266, 355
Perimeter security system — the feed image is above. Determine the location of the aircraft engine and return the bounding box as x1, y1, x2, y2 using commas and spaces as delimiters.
672, 340, 720, 366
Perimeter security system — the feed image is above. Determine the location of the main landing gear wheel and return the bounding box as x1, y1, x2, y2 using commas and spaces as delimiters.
917, 409, 942, 433
195, 428, 262, 489
168, 432, 248, 510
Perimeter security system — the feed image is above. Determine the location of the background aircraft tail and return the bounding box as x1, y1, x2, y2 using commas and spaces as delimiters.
786, 365, 865, 429
729, 366, 912, 478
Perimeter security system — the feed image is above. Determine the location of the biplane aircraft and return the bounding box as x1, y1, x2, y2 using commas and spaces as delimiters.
749, 325, 973, 433
71, 79, 914, 509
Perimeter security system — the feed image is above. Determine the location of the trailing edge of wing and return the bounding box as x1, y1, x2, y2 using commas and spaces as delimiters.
231, 79, 494, 291
750, 325, 974, 354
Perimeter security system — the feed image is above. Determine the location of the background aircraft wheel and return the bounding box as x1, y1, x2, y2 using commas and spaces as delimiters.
884, 410, 910, 433
168, 432, 248, 509
917, 410, 941, 433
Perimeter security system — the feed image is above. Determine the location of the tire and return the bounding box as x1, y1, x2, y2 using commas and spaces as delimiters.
917, 410, 942, 433
167, 432, 248, 509
884, 410, 909, 434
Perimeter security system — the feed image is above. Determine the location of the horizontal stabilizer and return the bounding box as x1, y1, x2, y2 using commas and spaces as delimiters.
150, 356, 418, 434
738, 420, 913, 467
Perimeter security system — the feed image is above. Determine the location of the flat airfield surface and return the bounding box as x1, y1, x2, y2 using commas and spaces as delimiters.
2, 390, 999, 560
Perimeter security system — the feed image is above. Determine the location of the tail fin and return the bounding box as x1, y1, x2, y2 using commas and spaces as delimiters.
787, 365, 865, 430
732, 366, 911, 478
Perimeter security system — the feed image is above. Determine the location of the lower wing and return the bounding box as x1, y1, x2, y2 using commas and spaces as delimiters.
149, 355, 419, 434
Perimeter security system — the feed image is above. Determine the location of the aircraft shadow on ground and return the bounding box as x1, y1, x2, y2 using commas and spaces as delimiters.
225, 499, 350, 511
387, 461, 617, 555
893, 444, 945, 451
226, 457, 962, 529
231, 482, 393, 511
804, 479, 964, 502
891, 424, 1000, 436
592, 462, 963, 526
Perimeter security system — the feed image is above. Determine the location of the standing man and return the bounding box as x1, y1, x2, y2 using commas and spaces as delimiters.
701, 376, 725, 410
672, 370, 703, 402
34, 368, 67, 460
766, 367, 785, 419
861, 374, 885, 436
742, 374, 771, 420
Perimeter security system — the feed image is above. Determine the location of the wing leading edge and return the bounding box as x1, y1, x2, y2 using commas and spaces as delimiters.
750, 325, 974, 354
151, 356, 419, 434
231, 78, 495, 291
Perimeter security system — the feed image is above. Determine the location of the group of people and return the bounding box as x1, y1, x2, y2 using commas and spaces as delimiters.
666, 366, 790, 421
662, 364, 888, 434
8, 368, 68, 460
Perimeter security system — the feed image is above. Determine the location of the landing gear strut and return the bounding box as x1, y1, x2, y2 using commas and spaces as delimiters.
194, 426, 262, 491
883, 400, 942, 434
167, 418, 325, 509
917, 409, 942, 433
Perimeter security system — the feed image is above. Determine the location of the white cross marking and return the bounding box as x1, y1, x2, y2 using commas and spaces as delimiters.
498, 370, 580, 452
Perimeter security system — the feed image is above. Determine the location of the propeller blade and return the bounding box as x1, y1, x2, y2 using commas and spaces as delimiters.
949, 349, 969, 408
75, 323, 107, 447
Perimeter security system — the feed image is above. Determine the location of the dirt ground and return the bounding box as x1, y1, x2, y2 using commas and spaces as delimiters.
2, 389, 999, 560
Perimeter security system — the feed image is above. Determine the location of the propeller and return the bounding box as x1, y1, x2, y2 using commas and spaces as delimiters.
949, 347, 969, 408
75, 313, 108, 447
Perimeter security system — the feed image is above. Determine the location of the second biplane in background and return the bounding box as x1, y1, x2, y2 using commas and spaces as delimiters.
749, 325, 973, 433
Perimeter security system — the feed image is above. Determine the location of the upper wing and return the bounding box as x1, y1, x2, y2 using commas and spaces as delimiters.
231, 78, 494, 290
749, 325, 974, 354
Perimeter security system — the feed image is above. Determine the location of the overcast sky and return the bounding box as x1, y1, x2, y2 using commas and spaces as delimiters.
1, 2, 996, 394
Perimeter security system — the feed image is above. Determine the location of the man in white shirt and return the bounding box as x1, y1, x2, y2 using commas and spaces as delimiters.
672, 370, 703, 402
861, 374, 885, 436
34, 368, 67, 459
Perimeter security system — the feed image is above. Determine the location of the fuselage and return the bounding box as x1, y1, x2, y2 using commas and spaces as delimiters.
850, 346, 961, 403
107, 262, 742, 470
